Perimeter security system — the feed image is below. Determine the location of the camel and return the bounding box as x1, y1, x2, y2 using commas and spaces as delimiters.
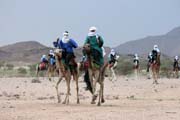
36, 62, 48, 80
151, 53, 161, 84
108, 55, 119, 81
36, 57, 57, 81
53, 49, 79, 104
133, 59, 140, 80
147, 60, 152, 79
47, 57, 57, 81
173, 60, 179, 78
83, 44, 107, 106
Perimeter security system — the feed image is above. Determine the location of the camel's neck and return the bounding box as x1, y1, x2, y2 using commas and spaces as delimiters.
55, 56, 66, 73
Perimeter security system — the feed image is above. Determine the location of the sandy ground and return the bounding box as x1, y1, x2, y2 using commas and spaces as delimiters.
0, 76, 180, 120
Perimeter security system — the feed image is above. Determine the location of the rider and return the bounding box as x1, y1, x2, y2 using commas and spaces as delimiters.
49, 50, 55, 58
173, 55, 179, 71
41, 54, 48, 63
148, 52, 153, 63
40, 54, 48, 69
147, 52, 153, 72
133, 53, 139, 64
57, 31, 78, 67
151, 45, 160, 63
84, 26, 104, 67
48, 50, 56, 65
82, 26, 104, 92
108, 49, 118, 67
53, 37, 59, 48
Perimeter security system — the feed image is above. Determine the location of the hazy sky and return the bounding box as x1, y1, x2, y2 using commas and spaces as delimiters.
0, 0, 180, 47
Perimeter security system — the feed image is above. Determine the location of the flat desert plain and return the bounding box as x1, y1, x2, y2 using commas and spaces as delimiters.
0, 76, 180, 120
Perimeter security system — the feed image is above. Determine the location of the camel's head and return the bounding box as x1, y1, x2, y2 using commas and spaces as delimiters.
54, 49, 63, 59
83, 43, 91, 55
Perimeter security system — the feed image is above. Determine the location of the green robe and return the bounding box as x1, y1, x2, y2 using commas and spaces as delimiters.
84, 35, 104, 66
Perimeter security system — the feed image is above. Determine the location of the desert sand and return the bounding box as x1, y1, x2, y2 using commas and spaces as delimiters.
0, 76, 180, 120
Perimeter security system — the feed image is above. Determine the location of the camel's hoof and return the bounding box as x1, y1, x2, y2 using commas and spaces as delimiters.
101, 99, 105, 103
153, 81, 159, 85
97, 102, 101, 106
92, 95, 98, 101
62, 101, 66, 104
91, 101, 96, 104
77, 100, 80, 104
49, 78, 51, 81
58, 100, 61, 103
155, 81, 159, 84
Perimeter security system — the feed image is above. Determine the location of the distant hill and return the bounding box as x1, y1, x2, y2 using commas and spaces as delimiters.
115, 26, 180, 57
0, 41, 111, 66
0, 41, 51, 65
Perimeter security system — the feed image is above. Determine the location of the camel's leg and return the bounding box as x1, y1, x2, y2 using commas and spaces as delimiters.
67, 75, 71, 104
43, 69, 47, 80
36, 65, 40, 80
97, 73, 101, 106
74, 73, 80, 104
157, 67, 160, 79
176, 70, 179, 78
152, 68, 156, 84
112, 62, 117, 81
91, 71, 99, 104
101, 81, 105, 103
62, 73, 68, 104
134, 69, 138, 80
48, 67, 51, 81
63, 77, 68, 104
109, 68, 113, 81
56, 77, 63, 103
97, 72, 103, 106
51, 67, 56, 82
147, 66, 152, 79
155, 68, 159, 84
97, 83, 102, 106
63, 74, 71, 105
111, 68, 116, 81
101, 66, 106, 104
151, 67, 156, 84
152, 68, 158, 84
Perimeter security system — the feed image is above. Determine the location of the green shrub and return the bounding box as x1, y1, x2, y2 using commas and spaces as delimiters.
116, 58, 134, 75
27, 64, 37, 77
28, 64, 37, 72
18, 67, 27, 74
0, 61, 5, 68
160, 58, 173, 77
6, 64, 14, 70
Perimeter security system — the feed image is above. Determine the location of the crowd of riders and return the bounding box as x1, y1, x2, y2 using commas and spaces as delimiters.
38, 26, 179, 77
39, 26, 119, 71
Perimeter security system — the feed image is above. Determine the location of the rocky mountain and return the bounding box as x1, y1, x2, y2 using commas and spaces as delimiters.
0, 41, 111, 66
0, 41, 51, 65
115, 26, 180, 57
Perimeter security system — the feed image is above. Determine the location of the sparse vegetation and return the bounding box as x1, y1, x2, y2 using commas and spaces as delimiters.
0, 61, 5, 68
0, 56, 175, 78
116, 56, 134, 75
6, 64, 14, 70
18, 67, 27, 74
160, 58, 173, 78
